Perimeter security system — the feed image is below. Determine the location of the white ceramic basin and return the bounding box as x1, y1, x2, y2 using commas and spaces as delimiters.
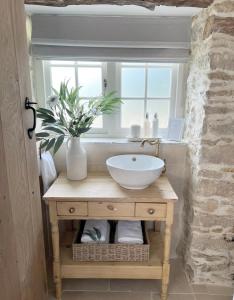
106, 154, 164, 190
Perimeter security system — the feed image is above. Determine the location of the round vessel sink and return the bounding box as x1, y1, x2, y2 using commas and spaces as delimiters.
106, 154, 164, 190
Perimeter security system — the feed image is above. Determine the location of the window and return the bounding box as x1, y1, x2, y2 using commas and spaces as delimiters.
36, 60, 183, 138
119, 63, 178, 137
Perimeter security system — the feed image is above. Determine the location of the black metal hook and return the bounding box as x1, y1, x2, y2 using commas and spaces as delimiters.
25, 97, 37, 139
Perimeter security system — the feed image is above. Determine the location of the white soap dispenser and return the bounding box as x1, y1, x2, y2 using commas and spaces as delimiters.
143, 113, 151, 138
152, 113, 159, 138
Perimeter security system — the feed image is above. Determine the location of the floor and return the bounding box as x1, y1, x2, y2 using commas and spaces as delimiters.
48, 259, 233, 300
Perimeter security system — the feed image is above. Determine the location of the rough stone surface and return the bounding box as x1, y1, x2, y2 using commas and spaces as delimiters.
211, 0, 234, 14
208, 70, 234, 80
204, 16, 234, 39
200, 145, 234, 164
183, 0, 234, 287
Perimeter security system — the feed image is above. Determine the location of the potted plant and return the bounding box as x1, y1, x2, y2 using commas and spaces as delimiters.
36, 81, 121, 180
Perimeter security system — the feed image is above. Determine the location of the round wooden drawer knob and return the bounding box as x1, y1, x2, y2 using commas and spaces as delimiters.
69, 207, 76, 214
107, 205, 117, 211
148, 208, 155, 215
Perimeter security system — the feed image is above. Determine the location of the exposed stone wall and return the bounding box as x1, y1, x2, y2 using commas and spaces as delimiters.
183, 0, 234, 286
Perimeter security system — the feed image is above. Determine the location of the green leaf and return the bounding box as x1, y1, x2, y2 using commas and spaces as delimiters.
68, 127, 77, 136
84, 230, 98, 241
77, 127, 90, 135
37, 113, 48, 119
53, 135, 65, 155
40, 139, 49, 150
43, 126, 65, 135
93, 227, 101, 241
52, 87, 59, 96
37, 107, 54, 116
45, 115, 56, 122
46, 138, 56, 151
41, 116, 56, 124
65, 108, 73, 117
84, 116, 92, 123
36, 132, 50, 138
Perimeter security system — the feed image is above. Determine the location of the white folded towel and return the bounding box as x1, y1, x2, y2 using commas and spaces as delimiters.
115, 221, 143, 244
40, 151, 57, 193
81, 220, 110, 243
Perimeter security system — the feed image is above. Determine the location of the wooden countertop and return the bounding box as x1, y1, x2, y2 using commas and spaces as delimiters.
44, 173, 178, 203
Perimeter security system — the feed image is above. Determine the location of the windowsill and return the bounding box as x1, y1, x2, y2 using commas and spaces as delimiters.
80, 137, 186, 145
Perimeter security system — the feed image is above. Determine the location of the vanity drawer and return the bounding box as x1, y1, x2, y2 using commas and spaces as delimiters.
88, 202, 135, 217
135, 203, 167, 219
57, 202, 88, 216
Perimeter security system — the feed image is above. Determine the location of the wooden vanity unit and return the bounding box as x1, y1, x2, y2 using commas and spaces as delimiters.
44, 173, 178, 300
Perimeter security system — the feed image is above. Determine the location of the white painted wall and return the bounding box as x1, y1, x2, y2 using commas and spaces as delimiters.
53, 139, 187, 258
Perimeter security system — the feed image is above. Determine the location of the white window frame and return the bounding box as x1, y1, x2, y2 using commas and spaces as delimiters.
33, 59, 185, 139
115, 62, 180, 138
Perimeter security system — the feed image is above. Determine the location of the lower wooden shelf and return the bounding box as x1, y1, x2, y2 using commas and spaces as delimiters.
60, 231, 163, 280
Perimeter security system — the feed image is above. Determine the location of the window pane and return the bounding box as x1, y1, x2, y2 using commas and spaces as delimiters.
147, 100, 170, 128
147, 68, 172, 98
149, 63, 173, 67
92, 116, 103, 128
121, 68, 145, 98
78, 61, 102, 66
51, 67, 76, 92
121, 63, 145, 66
78, 67, 102, 97
121, 100, 144, 128
50, 60, 75, 65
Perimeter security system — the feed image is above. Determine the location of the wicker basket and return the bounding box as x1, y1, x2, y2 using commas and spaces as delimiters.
72, 221, 150, 262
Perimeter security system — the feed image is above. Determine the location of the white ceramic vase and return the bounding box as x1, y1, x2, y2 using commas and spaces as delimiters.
66, 137, 87, 180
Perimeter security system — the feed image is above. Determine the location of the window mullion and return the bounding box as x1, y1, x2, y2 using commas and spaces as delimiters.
102, 62, 108, 132
144, 65, 148, 117
75, 62, 79, 89
44, 61, 52, 107
102, 62, 121, 137
169, 64, 178, 120
103, 62, 114, 135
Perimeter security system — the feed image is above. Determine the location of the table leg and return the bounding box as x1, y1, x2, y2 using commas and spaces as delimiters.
49, 202, 62, 300
154, 221, 161, 232
161, 203, 173, 300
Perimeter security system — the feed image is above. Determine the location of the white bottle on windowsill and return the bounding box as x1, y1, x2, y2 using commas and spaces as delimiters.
143, 112, 151, 138
152, 113, 159, 138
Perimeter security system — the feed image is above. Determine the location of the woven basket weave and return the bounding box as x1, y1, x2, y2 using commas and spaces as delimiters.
72, 221, 150, 262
